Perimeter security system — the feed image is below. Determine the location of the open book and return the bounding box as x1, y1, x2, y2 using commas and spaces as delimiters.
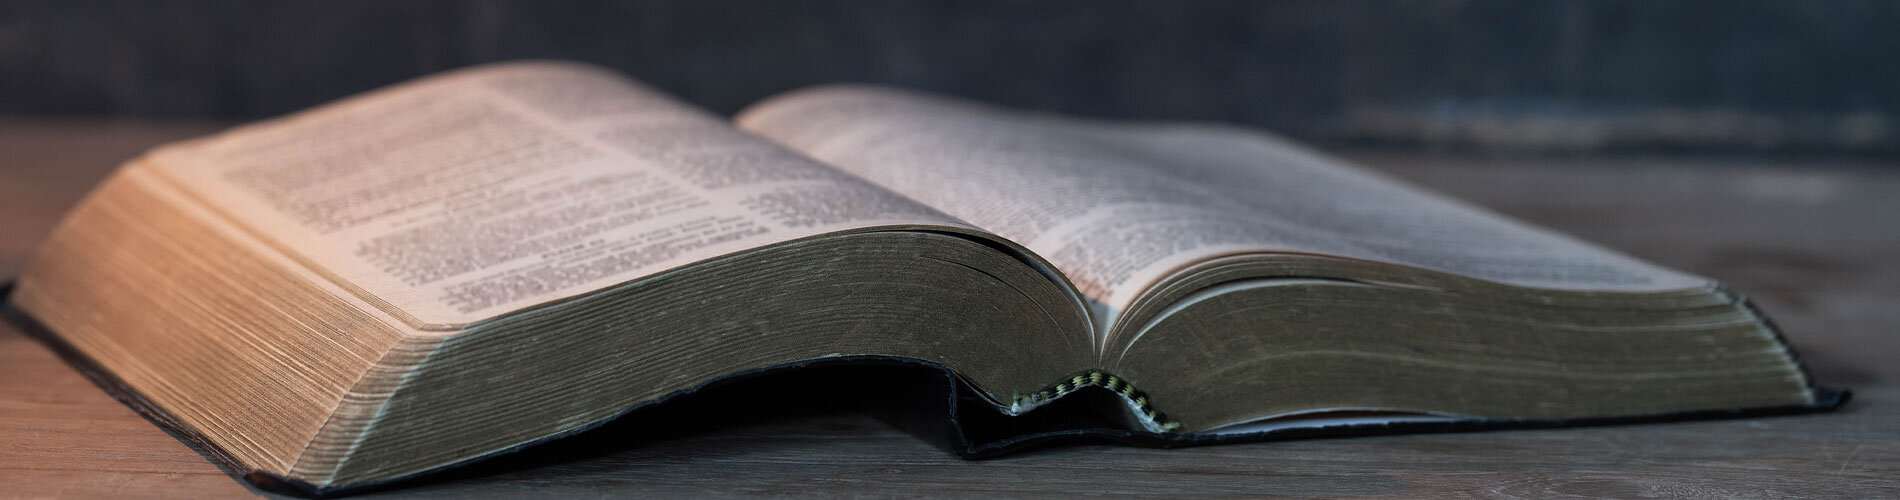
8, 62, 1839, 494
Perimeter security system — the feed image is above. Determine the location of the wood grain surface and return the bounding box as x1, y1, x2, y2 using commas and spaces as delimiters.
0, 119, 1894, 499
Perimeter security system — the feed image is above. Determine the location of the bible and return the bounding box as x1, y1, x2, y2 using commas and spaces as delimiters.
6, 61, 1841, 494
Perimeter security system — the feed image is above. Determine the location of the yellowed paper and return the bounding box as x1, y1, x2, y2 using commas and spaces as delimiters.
147, 63, 968, 327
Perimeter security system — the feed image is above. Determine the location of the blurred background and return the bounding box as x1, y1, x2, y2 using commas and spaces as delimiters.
3, 0, 1897, 158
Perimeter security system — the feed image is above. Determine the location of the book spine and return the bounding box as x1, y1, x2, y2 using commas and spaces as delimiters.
1010, 371, 1182, 432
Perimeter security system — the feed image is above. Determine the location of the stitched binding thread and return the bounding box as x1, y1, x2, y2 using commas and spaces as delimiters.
1010, 371, 1183, 432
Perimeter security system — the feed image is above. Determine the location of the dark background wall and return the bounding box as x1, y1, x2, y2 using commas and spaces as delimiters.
3, 0, 1896, 156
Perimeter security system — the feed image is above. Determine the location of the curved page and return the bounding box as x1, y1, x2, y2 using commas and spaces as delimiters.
738, 86, 1712, 321
147, 62, 976, 328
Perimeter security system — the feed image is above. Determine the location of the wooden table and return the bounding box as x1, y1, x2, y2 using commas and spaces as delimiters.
2, 119, 1894, 498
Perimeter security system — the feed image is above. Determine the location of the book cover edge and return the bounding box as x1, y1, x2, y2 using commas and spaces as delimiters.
0, 280, 1852, 497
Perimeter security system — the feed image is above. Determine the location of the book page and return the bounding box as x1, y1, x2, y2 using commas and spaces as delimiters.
145, 63, 970, 328
737, 86, 1709, 313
